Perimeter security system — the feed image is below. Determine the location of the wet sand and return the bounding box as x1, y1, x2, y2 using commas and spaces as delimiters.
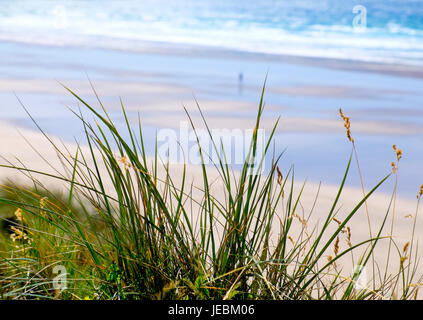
0, 40, 423, 199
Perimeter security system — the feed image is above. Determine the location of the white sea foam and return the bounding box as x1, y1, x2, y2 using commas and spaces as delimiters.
1, 0, 422, 66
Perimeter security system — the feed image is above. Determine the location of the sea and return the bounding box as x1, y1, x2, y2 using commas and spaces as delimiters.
0, 0, 422, 66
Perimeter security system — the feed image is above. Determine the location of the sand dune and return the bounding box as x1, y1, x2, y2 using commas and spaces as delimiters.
1, 121, 421, 273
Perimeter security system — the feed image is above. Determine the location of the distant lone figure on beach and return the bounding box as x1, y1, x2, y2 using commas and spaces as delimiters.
238, 72, 244, 95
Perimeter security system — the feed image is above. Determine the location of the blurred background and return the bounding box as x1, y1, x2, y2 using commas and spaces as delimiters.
0, 0, 422, 198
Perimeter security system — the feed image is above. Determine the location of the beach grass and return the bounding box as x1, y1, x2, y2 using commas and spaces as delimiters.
0, 83, 421, 300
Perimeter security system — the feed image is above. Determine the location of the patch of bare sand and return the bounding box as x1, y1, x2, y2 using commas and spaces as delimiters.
140, 111, 423, 136
2, 78, 422, 136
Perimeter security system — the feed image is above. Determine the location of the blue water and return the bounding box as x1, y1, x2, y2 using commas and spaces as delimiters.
0, 0, 423, 65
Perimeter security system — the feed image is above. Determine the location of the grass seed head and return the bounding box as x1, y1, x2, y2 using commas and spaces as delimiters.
334, 236, 340, 256
391, 162, 397, 173
400, 256, 408, 265
339, 108, 354, 143
332, 217, 347, 233
40, 196, 48, 208
403, 241, 410, 254
118, 156, 131, 171
392, 144, 402, 162
10, 226, 28, 242
347, 226, 352, 247
14, 208, 24, 222
276, 166, 283, 186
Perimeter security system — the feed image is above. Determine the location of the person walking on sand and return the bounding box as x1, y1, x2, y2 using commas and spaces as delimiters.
238, 72, 244, 95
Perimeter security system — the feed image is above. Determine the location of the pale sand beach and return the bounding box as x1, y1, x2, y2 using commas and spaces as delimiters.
2, 77, 422, 136
1, 40, 422, 200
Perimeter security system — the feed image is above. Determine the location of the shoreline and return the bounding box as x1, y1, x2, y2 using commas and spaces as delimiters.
2, 37, 423, 80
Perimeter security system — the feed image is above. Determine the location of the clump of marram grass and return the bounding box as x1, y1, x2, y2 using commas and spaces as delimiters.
0, 82, 422, 300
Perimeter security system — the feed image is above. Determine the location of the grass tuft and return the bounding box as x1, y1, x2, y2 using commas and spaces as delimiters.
0, 83, 421, 300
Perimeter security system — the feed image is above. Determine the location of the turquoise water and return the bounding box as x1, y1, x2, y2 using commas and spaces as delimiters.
0, 0, 423, 65
0, 1, 422, 198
